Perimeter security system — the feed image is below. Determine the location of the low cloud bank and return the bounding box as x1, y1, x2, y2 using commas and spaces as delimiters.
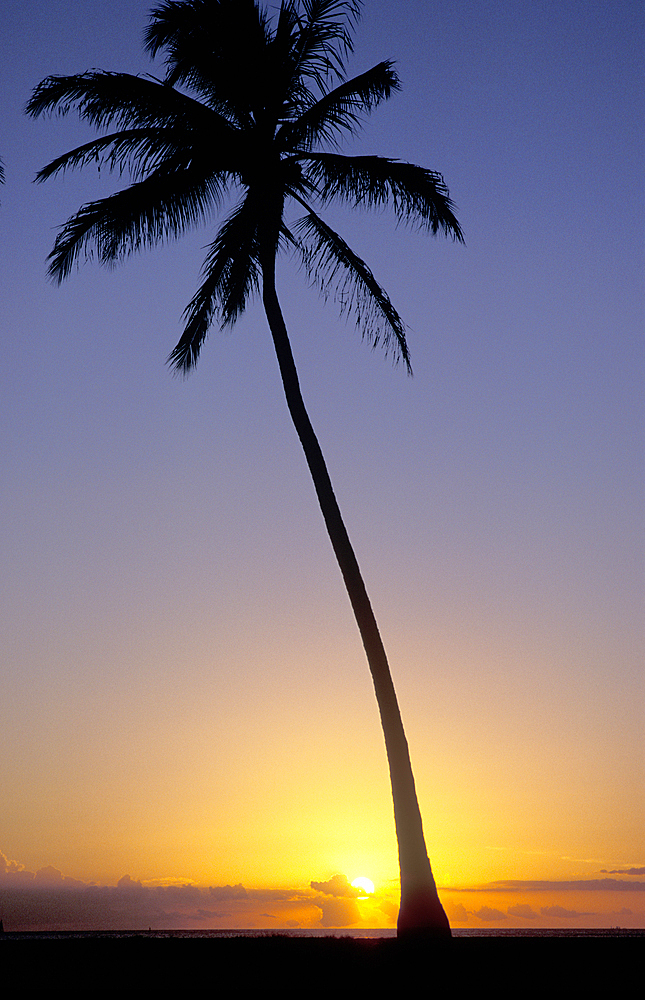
0, 852, 389, 931
3, 850, 644, 931
601, 867, 645, 876
488, 879, 645, 892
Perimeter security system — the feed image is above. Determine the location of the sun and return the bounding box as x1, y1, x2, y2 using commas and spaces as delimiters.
351, 876, 375, 896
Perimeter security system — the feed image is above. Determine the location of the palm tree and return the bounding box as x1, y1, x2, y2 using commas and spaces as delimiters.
27, 0, 463, 938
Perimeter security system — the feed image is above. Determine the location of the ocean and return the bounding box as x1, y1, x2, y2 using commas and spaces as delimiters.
1, 927, 643, 939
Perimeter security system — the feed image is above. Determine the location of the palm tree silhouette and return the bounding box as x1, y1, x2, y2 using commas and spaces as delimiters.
27, 0, 463, 938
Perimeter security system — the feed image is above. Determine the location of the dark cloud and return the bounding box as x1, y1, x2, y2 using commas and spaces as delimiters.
475, 906, 507, 922
540, 905, 596, 919
0, 851, 39, 883
507, 904, 538, 919
308, 874, 363, 925
207, 884, 248, 900
445, 902, 469, 923
0, 855, 263, 931
35, 865, 88, 889
377, 900, 398, 922
116, 874, 143, 890
1, 849, 374, 931
601, 868, 645, 876
310, 874, 360, 898
481, 879, 645, 892
315, 897, 361, 928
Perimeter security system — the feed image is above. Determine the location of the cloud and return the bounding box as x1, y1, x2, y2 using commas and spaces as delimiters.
480, 879, 645, 892
5, 846, 642, 932
0, 850, 35, 881
377, 899, 398, 922
1, 850, 384, 931
310, 874, 360, 898
601, 868, 645, 876
445, 902, 469, 923
540, 905, 596, 919
0, 856, 88, 891
0, 853, 295, 931
207, 884, 248, 900
315, 897, 361, 927
475, 906, 507, 922
507, 904, 538, 919
116, 874, 143, 891
308, 873, 365, 926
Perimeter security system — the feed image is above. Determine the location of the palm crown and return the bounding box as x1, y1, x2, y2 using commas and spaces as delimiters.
27, 0, 462, 373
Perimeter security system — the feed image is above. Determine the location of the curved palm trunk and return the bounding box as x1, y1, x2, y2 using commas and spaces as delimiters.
261, 255, 451, 940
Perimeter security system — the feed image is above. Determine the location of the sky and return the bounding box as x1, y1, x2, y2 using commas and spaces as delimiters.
1, 0, 643, 931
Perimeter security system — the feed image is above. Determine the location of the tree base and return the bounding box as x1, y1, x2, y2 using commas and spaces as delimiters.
397, 885, 452, 940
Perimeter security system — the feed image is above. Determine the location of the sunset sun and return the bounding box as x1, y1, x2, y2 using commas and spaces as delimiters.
351, 877, 375, 896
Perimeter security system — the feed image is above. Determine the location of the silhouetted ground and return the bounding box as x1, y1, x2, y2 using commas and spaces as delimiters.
3, 932, 642, 992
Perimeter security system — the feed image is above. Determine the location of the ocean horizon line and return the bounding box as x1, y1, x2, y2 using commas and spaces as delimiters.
2, 927, 643, 940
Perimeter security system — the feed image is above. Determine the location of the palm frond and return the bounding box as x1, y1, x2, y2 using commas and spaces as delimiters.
26, 70, 230, 135
280, 61, 399, 149
291, 1, 361, 88
47, 161, 230, 282
34, 110, 245, 186
292, 203, 411, 370
34, 129, 182, 183
169, 190, 265, 371
301, 152, 465, 239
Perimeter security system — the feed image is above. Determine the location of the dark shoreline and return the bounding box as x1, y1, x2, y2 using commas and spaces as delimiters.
3, 931, 642, 990
3, 926, 643, 937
